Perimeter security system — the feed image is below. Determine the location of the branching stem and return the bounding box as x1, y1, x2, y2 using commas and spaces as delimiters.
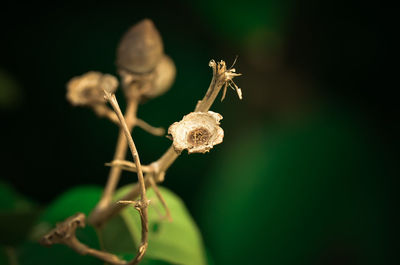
93, 100, 138, 213
90, 60, 239, 226
104, 92, 149, 264
42, 59, 241, 265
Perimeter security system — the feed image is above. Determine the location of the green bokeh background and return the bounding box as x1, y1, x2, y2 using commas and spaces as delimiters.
0, 1, 396, 264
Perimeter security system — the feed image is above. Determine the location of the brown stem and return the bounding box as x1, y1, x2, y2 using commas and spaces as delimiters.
105, 160, 153, 173
105, 92, 149, 264
68, 237, 126, 265
93, 104, 164, 136
42, 59, 241, 265
89, 100, 138, 227
148, 176, 172, 221
90, 60, 237, 226
153, 146, 180, 173
136, 118, 165, 136
40, 213, 134, 265
195, 60, 227, 112
105, 101, 138, 201
93, 104, 120, 123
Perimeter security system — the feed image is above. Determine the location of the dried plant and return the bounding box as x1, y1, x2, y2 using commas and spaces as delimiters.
40, 18, 242, 265
168, 111, 224, 154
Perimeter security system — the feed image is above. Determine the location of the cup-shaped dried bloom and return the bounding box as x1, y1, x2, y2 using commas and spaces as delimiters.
66, 71, 118, 106
168, 111, 224, 154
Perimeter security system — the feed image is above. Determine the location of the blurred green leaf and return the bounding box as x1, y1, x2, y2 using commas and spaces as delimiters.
101, 214, 137, 254
0, 181, 35, 212
37, 186, 102, 224
18, 241, 103, 265
0, 211, 40, 246
0, 248, 9, 265
18, 186, 103, 265
113, 185, 207, 265
0, 181, 38, 245
139, 259, 173, 265
0, 69, 23, 110
14, 184, 206, 265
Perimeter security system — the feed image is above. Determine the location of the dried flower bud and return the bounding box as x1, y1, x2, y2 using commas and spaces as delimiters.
117, 19, 164, 74
66, 72, 118, 106
144, 55, 176, 98
168, 111, 224, 154
100, 74, 119, 94
118, 54, 176, 100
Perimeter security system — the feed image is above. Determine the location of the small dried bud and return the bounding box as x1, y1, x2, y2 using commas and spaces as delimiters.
100, 74, 119, 94
117, 19, 164, 74
168, 111, 224, 154
118, 55, 176, 100
66, 72, 118, 106
145, 55, 176, 98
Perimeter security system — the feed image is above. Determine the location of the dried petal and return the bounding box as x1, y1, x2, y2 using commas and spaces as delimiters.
168, 111, 224, 154
66, 72, 118, 106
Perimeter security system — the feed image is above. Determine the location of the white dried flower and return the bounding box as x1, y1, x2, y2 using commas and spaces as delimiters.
66, 71, 118, 106
168, 111, 224, 154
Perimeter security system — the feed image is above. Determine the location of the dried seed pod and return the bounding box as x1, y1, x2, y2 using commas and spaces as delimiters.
118, 54, 176, 100
100, 74, 119, 94
144, 54, 176, 98
117, 69, 153, 100
66, 71, 118, 106
168, 111, 224, 154
117, 19, 164, 74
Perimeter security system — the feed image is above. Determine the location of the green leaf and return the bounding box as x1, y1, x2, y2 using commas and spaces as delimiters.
0, 181, 38, 245
17, 184, 206, 265
18, 186, 104, 265
0, 211, 40, 246
18, 241, 102, 265
112, 185, 207, 265
37, 186, 102, 224
0, 247, 9, 265
101, 214, 137, 254
0, 181, 35, 213
140, 259, 173, 265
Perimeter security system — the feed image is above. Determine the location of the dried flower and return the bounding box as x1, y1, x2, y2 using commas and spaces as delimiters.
168, 111, 224, 154
66, 71, 118, 106
117, 19, 164, 74
144, 55, 176, 98
118, 54, 176, 100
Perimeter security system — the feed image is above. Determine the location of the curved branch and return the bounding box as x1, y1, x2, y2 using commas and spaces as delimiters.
90, 60, 241, 226
40, 213, 126, 265
104, 91, 149, 264
42, 59, 242, 265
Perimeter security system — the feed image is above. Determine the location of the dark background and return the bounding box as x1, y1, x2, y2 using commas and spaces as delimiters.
0, 1, 397, 264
